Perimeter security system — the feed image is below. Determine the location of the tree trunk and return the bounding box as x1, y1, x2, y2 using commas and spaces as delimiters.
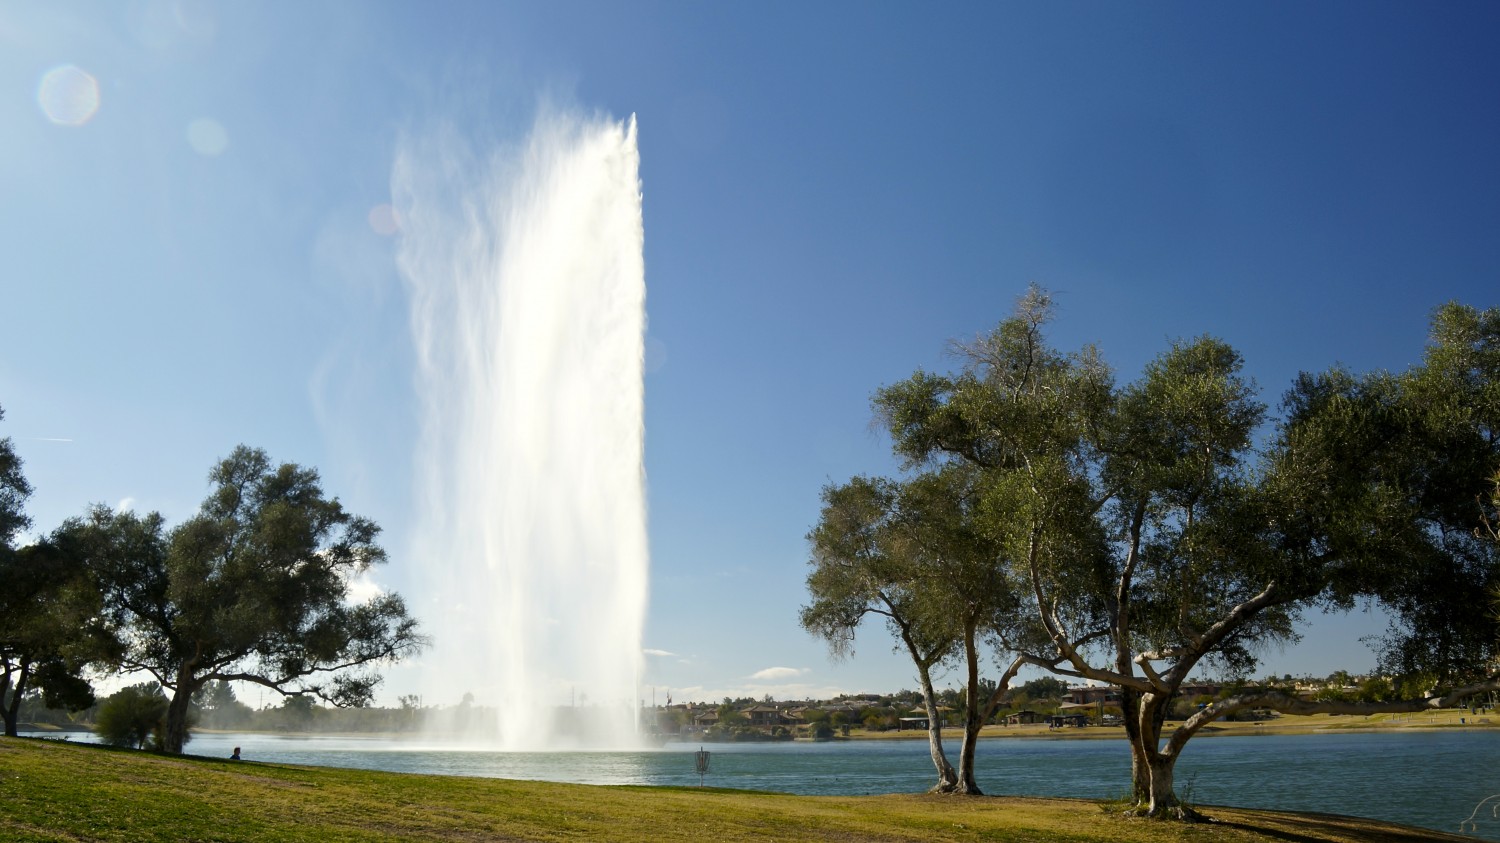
1144, 753, 1182, 817
162, 670, 198, 754
1119, 687, 1148, 803
1128, 691, 1194, 818
2, 659, 32, 738
915, 664, 958, 792
955, 624, 983, 795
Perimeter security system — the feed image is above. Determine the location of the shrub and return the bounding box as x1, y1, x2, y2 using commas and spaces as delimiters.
94, 683, 171, 750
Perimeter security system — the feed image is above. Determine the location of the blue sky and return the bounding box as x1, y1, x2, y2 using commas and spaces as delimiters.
3, 1, 1498, 706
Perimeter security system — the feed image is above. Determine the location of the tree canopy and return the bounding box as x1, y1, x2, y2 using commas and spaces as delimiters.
802, 474, 960, 791
0, 405, 29, 551
62, 445, 426, 753
0, 406, 100, 736
837, 288, 1499, 816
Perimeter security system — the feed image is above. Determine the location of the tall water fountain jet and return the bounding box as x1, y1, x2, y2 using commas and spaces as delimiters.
393, 110, 648, 749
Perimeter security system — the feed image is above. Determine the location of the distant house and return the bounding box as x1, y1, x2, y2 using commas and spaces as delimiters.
1046, 713, 1090, 728
1177, 682, 1223, 700
742, 705, 793, 728
1063, 682, 1224, 710
1006, 710, 1041, 726
1062, 686, 1121, 706
821, 702, 864, 719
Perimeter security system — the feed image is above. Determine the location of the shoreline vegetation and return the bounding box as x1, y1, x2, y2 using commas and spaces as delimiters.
0, 736, 1476, 843
678, 709, 1500, 744
855, 710, 1500, 741
18, 709, 1498, 743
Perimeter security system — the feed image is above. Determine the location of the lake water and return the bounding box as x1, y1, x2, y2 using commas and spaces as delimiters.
33, 729, 1500, 840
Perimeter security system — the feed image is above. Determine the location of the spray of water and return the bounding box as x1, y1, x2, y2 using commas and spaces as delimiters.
393, 109, 648, 749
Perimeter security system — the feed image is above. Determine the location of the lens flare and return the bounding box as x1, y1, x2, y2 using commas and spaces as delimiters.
367, 203, 400, 236
37, 65, 100, 126
186, 118, 229, 156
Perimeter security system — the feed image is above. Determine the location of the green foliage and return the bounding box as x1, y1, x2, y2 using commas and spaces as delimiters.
0, 414, 106, 736
845, 289, 1499, 812
800, 473, 962, 786
1019, 677, 1068, 700
1208, 310, 1478, 670
60, 445, 426, 753
30, 656, 95, 712
715, 704, 746, 728
192, 680, 254, 729
1317, 305, 1500, 683
802, 459, 1036, 791
262, 694, 320, 732
0, 405, 31, 550
94, 683, 170, 750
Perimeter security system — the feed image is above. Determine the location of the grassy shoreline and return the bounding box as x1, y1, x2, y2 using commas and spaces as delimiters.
0, 736, 1480, 842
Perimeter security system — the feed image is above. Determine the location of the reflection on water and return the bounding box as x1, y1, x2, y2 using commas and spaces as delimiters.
30, 730, 1500, 840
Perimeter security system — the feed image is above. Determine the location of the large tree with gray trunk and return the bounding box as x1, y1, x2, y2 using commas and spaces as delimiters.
881, 465, 1035, 796
871, 288, 1499, 817
66, 445, 426, 754
803, 463, 1067, 795
802, 474, 960, 792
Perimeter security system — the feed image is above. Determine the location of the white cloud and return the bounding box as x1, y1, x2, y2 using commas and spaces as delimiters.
750, 666, 810, 681
643, 648, 676, 658
115, 497, 136, 513
343, 573, 385, 605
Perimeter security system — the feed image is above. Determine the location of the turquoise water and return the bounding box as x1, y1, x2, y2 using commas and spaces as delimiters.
35, 730, 1500, 839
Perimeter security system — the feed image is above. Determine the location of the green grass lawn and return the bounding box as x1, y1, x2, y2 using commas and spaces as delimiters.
0, 736, 1474, 842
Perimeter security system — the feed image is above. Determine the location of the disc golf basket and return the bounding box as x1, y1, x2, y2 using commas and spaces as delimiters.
694, 746, 711, 787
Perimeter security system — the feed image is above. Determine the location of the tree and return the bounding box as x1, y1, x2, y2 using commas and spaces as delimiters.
1484, 471, 1500, 628
66, 446, 426, 754
873, 289, 1500, 816
0, 405, 28, 555
1482, 472, 1500, 544
0, 541, 105, 736
1018, 676, 1067, 700
1371, 303, 1500, 680
0, 404, 36, 733
892, 466, 1033, 794
717, 703, 745, 726
95, 682, 170, 749
801, 475, 959, 791
803, 464, 1048, 794
269, 694, 319, 732
193, 680, 253, 729
0, 408, 102, 736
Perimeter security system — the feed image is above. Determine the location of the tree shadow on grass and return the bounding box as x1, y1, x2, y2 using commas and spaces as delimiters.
1208, 807, 1476, 843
